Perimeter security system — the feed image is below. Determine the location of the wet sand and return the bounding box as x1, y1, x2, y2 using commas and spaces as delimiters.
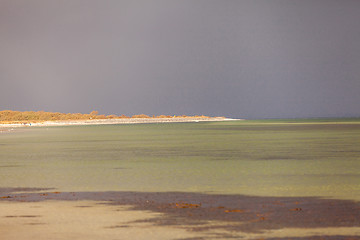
1, 188, 360, 239
0, 201, 200, 240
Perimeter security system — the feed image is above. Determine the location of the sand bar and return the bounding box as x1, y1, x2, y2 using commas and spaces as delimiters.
0, 117, 240, 129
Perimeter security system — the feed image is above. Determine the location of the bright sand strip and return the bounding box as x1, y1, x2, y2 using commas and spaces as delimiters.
0, 117, 239, 129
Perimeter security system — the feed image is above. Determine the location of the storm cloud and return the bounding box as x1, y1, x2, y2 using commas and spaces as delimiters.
1, 0, 359, 118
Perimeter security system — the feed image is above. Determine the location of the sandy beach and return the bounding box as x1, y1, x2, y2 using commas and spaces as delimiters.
0, 117, 239, 129
1, 188, 360, 240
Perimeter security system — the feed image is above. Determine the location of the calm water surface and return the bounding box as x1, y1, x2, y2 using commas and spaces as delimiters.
1, 121, 359, 200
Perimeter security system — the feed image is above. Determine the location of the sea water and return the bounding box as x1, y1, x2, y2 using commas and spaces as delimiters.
1, 121, 359, 200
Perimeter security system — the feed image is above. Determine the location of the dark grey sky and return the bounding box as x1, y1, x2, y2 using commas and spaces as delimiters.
1, 0, 359, 119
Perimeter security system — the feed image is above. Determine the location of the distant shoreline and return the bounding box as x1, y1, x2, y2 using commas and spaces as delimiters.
0, 117, 240, 129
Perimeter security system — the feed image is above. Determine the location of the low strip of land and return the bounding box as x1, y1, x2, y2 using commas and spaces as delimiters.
0, 116, 238, 128
0, 110, 240, 128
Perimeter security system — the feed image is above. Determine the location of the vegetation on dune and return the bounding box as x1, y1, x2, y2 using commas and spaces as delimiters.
0, 110, 107, 123
0, 110, 210, 123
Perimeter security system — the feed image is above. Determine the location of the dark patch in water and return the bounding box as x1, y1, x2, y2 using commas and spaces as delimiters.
105, 225, 130, 229
25, 222, 46, 225
260, 156, 295, 160
0, 165, 21, 168
5, 215, 41, 218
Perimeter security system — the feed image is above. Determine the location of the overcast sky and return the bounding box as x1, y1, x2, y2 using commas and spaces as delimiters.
1, 0, 359, 119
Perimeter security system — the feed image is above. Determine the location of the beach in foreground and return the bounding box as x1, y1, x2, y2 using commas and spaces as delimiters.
1, 189, 360, 240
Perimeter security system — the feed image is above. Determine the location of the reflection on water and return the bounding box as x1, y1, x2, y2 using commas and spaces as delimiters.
0, 121, 359, 200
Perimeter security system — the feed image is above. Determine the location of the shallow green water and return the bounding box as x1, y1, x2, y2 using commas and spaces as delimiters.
1, 121, 360, 200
